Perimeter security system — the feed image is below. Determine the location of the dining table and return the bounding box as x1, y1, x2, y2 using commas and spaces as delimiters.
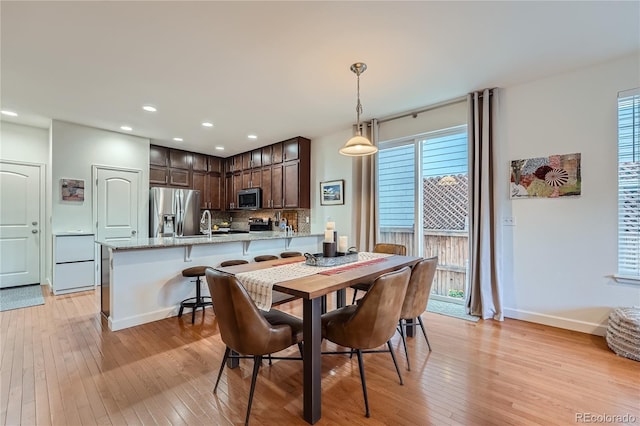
216, 252, 421, 424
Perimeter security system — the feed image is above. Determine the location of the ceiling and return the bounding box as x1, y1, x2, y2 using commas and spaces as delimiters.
1, 1, 638, 157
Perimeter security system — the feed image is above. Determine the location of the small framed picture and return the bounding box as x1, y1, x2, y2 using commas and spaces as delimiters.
61, 178, 85, 201
320, 179, 344, 205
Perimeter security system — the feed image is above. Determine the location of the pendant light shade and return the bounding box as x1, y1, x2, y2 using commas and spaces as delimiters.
340, 62, 378, 157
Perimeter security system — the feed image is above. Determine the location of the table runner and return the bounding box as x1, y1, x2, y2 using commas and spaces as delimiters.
234, 252, 392, 311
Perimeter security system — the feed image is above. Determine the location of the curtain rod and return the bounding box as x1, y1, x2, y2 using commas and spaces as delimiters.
375, 95, 467, 125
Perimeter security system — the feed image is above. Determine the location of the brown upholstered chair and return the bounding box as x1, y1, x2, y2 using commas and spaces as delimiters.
398, 256, 438, 370
205, 269, 303, 426
220, 259, 249, 267
321, 266, 411, 418
350, 243, 407, 304
254, 254, 279, 262
280, 251, 302, 258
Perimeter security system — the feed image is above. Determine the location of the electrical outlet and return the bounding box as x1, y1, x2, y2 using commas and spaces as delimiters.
305, 216, 309, 223
502, 216, 516, 226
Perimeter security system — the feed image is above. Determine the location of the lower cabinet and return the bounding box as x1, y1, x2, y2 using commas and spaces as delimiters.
53, 234, 96, 294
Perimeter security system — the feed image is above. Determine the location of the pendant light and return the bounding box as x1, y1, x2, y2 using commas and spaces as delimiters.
339, 62, 378, 156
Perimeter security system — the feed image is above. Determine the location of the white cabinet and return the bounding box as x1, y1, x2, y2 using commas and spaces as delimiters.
53, 234, 95, 294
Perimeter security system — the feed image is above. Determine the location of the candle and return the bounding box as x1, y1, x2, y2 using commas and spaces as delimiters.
338, 236, 348, 253
326, 221, 335, 230
324, 230, 334, 242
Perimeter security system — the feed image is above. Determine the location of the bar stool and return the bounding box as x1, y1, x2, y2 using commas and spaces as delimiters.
254, 255, 278, 262
220, 259, 248, 267
280, 251, 302, 258
179, 266, 213, 324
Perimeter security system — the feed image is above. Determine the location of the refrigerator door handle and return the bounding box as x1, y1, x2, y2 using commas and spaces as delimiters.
175, 190, 183, 237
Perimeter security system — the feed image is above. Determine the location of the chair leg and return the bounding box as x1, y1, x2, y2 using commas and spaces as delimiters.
387, 340, 404, 385
417, 316, 432, 351
351, 289, 358, 305
297, 342, 304, 358
398, 319, 410, 371
355, 349, 370, 418
268, 353, 272, 365
214, 346, 231, 393
245, 355, 262, 426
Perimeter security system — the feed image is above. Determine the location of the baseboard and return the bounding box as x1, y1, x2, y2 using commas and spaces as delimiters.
52, 285, 94, 295
503, 308, 607, 336
108, 305, 213, 331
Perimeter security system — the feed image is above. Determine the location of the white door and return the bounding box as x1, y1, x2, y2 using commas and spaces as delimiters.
0, 162, 41, 288
95, 167, 140, 242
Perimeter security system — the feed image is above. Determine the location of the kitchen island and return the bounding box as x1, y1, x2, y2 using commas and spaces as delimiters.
99, 231, 323, 331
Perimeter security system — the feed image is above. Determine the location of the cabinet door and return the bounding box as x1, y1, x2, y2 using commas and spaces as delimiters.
239, 153, 249, 170
271, 164, 283, 209
225, 174, 234, 210
170, 149, 192, 169
233, 173, 242, 195
209, 156, 222, 174
192, 171, 208, 208
192, 153, 208, 172
150, 166, 169, 185
251, 149, 262, 169
261, 146, 273, 166
250, 169, 261, 188
209, 174, 222, 210
283, 138, 299, 161
169, 168, 190, 187
150, 145, 169, 166
242, 170, 251, 189
272, 142, 283, 163
283, 162, 299, 208
261, 168, 272, 208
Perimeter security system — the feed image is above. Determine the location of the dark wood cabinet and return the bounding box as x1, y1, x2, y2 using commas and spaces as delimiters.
169, 149, 191, 169
150, 166, 169, 185
209, 156, 222, 174
251, 149, 262, 169
283, 162, 300, 208
192, 153, 208, 172
283, 138, 300, 162
169, 168, 190, 187
270, 164, 284, 209
261, 146, 273, 166
150, 145, 169, 167
272, 142, 283, 163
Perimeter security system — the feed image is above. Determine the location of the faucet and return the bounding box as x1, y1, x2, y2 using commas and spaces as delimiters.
201, 210, 212, 238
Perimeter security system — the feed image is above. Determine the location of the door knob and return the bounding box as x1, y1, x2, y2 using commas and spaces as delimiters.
32, 229, 38, 234
32, 221, 38, 226
131, 230, 137, 235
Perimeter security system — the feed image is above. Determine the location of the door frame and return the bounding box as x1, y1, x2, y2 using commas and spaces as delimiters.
0, 159, 46, 286
92, 164, 144, 285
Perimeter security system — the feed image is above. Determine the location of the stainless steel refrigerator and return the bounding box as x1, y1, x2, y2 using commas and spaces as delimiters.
150, 187, 201, 237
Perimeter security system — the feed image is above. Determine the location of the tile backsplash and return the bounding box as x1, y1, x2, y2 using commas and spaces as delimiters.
210, 209, 311, 233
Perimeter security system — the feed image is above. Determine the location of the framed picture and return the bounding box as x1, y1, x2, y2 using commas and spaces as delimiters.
61, 178, 85, 201
320, 179, 344, 205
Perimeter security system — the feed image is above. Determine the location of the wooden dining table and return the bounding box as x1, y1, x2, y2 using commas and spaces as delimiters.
217, 253, 421, 424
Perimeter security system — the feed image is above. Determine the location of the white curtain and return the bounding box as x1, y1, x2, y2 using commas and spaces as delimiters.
352, 120, 378, 252
467, 89, 504, 320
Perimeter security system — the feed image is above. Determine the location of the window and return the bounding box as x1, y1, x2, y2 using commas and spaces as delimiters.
617, 89, 640, 282
377, 125, 469, 301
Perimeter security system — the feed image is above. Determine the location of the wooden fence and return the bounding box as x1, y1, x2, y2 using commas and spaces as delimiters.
380, 229, 468, 298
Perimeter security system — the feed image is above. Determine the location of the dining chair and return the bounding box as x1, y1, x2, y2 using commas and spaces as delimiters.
205, 268, 303, 426
321, 266, 411, 418
397, 256, 438, 370
350, 243, 407, 304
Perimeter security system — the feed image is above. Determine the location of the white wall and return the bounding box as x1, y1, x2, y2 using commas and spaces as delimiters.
51, 120, 150, 235
498, 53, 640, 335
310, 127, 355, 242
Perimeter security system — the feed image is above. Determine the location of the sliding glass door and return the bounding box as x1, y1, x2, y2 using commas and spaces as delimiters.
377, 125, 469, 303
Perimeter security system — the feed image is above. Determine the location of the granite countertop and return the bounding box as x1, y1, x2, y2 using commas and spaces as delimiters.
98, 231, 323, 250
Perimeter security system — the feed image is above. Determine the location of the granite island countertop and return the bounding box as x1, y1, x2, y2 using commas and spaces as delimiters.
98, 231, 323, 250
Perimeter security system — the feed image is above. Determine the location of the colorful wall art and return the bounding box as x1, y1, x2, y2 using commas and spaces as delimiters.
510, 153, 581, 199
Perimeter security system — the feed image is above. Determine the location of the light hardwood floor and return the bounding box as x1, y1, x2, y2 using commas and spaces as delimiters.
1, 286, 638, 426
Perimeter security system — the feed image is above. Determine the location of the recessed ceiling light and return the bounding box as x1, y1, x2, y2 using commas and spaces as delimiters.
142, 105, 157, 112
120, 125, 132, 131
248, 134, 257, 139
173, 137, 183, 142
202, 122, 214, 127
1, 110, 18, 117
215, 146, 224, 151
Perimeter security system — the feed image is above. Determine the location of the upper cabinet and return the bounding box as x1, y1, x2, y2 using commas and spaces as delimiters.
150, 136, 310, 211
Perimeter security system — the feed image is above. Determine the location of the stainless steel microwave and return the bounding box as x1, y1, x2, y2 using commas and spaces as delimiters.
237, 188, 262, 210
